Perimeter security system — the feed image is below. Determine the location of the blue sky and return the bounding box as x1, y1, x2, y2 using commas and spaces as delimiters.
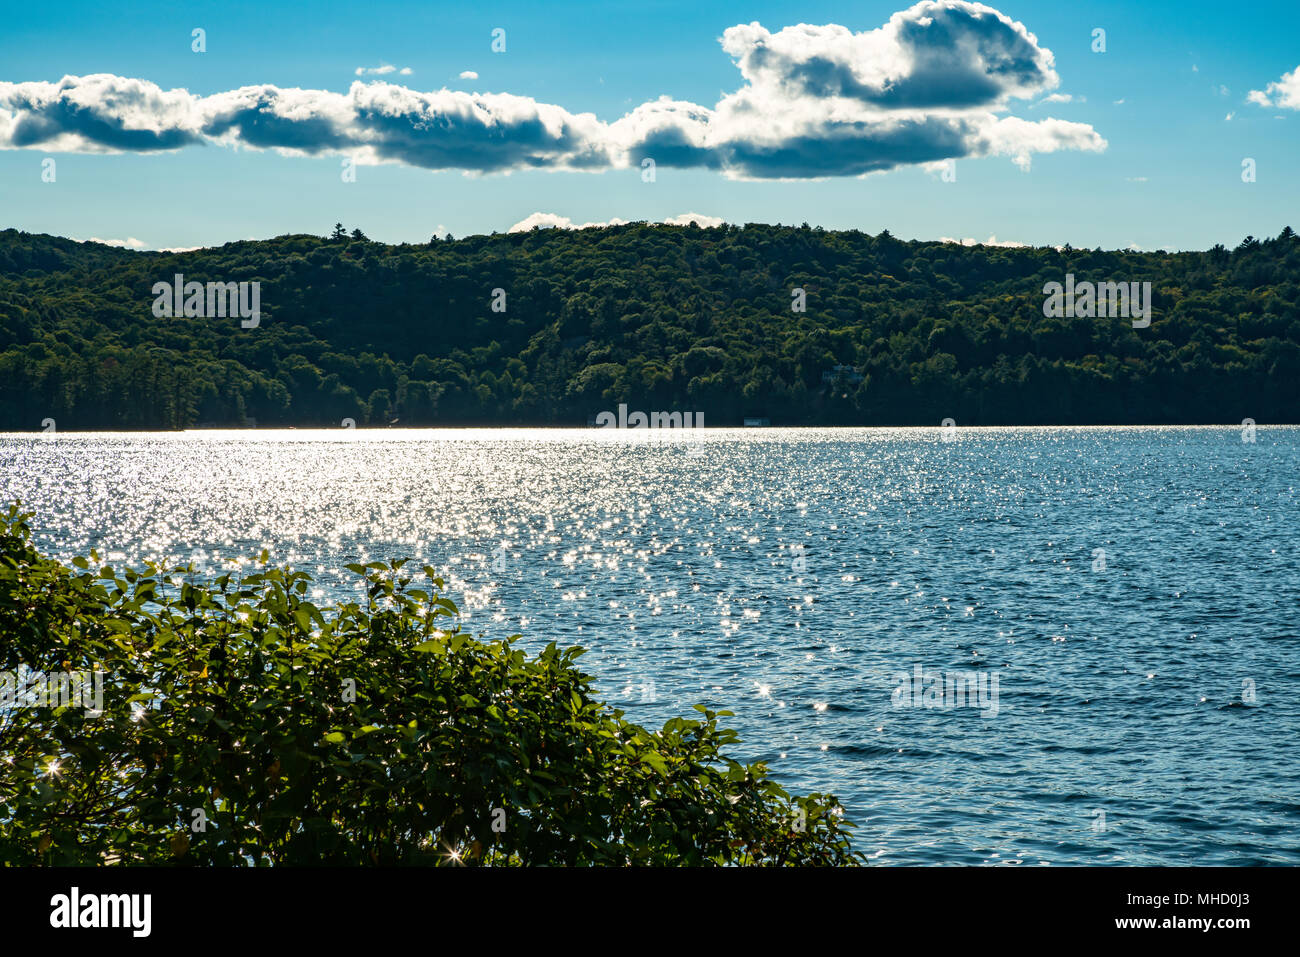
1, 0, 1298, 251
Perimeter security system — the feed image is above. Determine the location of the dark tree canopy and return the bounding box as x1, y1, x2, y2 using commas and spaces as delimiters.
0, 223, 1297, 429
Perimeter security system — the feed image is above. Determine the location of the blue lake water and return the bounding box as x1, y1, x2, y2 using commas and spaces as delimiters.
3, 426, 1298, 864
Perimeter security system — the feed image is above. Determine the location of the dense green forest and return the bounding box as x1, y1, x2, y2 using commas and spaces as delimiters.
1, 222, 1297, 429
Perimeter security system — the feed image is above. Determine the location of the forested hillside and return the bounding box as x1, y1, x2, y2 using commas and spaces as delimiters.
1, 223, 1297, 429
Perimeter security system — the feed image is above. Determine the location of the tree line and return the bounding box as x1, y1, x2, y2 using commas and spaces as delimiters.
0, 222, 1297, 429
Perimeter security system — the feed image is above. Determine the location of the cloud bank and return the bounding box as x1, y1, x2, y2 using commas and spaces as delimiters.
939, 234, 1028, 248
0, 1, 1104, 179
1248, 65, 1300, 109
508, 211, 723, 232
77, 236, 147, 249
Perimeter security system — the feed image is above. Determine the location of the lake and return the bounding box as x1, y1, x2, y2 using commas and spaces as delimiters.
3, 426, 1297, 864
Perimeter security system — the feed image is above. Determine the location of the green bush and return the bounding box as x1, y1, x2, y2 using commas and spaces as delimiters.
0, 505, 858, 865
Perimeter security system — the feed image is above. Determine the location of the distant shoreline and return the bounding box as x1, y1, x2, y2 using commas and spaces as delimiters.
6, 226, 1298, 434
3, 422, 1294, 435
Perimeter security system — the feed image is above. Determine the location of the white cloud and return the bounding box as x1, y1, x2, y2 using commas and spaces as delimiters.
0, 3, 1105, 179
717, 5, 1058, 109
459, 71, 478, 80
0, 75, 204, 153
355, 64, 404, 76
1032, 92, 1084, 108
1248, 65, 1300, 109
79, 236, 146, 248
76, 236, 203, 251
197, 80, 615, 172
976, 115, 1105, 171
509, 212, 589, 232
508, 211, 723, 232
660, 212, 724, 227
939, 234, 1029, 248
